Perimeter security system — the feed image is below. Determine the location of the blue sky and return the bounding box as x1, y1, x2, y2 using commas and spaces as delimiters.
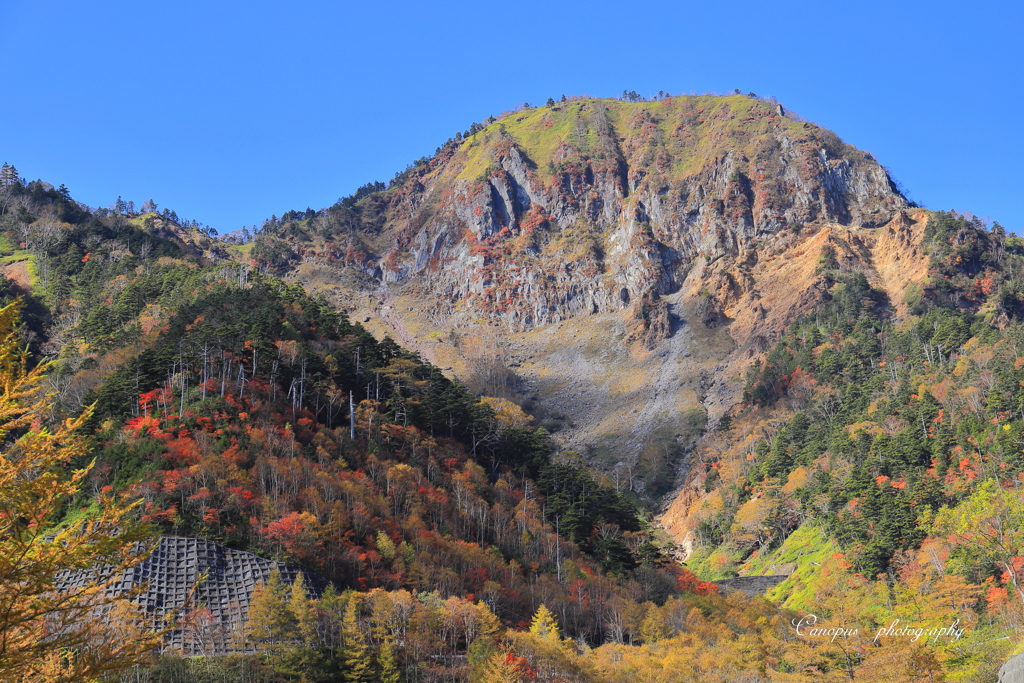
2, 1, 1022, 233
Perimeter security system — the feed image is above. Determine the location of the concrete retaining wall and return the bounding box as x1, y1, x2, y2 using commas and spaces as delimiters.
58, 535, 327, 654
711, 575, 788, 597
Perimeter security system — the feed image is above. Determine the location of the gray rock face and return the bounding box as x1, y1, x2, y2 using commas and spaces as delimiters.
361, 99, 907, 331
1001, 652, 1024, 683
58, 536, 327, 655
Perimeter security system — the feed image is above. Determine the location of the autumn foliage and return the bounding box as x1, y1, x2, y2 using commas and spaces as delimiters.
0, 302, 160, 682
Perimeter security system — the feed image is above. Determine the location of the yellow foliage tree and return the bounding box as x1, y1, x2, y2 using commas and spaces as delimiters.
476, 651, 528, 683
0, 301, 160, 682
243, 567, 294, 653
639, 603, 670, 644
480, 397, 533, 430
510, 604, 587, 681
527, 604, 560, 641
929, 479, 1024, 603
288, 573, 318, 648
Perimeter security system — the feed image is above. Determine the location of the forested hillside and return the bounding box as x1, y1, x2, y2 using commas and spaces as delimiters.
236, 94, 910, 477
3, 89, 1024, 682
660, 210, 1024, 680
0, 168, 816, 683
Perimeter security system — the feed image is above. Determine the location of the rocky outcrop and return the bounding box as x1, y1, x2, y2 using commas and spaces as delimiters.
684, 211, 929, 354
306, 96, 908, 333
1000, 652, 1024, 683
274, 96, 929, 496
625, 293, 673, 351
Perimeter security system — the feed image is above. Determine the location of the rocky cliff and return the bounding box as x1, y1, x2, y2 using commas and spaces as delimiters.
256, 94, 925, 498
288, 95, 906, 328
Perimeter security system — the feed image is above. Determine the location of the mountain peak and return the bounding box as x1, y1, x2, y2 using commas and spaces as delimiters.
242, 96, 915, 476
259, 93, 906, 331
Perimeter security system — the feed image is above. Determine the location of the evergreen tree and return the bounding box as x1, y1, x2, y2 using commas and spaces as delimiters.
0, 163, 19, 187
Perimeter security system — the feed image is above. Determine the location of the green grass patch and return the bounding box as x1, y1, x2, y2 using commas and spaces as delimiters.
128, 212, 159, 228
24, 254, 38, 287
0, 251, 31, 265
456, 95, 816, 189
226, 242, 255, 260
687, 526, 839, 602
740, 524, 840, 610
499, 106, 578, 172
456, 130, 498, 181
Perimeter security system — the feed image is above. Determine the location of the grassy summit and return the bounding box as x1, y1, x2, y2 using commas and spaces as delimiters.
456, 95, 841, 185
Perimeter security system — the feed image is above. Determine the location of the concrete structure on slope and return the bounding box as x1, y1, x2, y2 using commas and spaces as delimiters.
711, 574, 789, 598
59, 536, 328, 655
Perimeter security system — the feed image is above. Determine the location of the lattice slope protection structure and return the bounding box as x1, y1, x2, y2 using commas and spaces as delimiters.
58, 536, 328, 655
